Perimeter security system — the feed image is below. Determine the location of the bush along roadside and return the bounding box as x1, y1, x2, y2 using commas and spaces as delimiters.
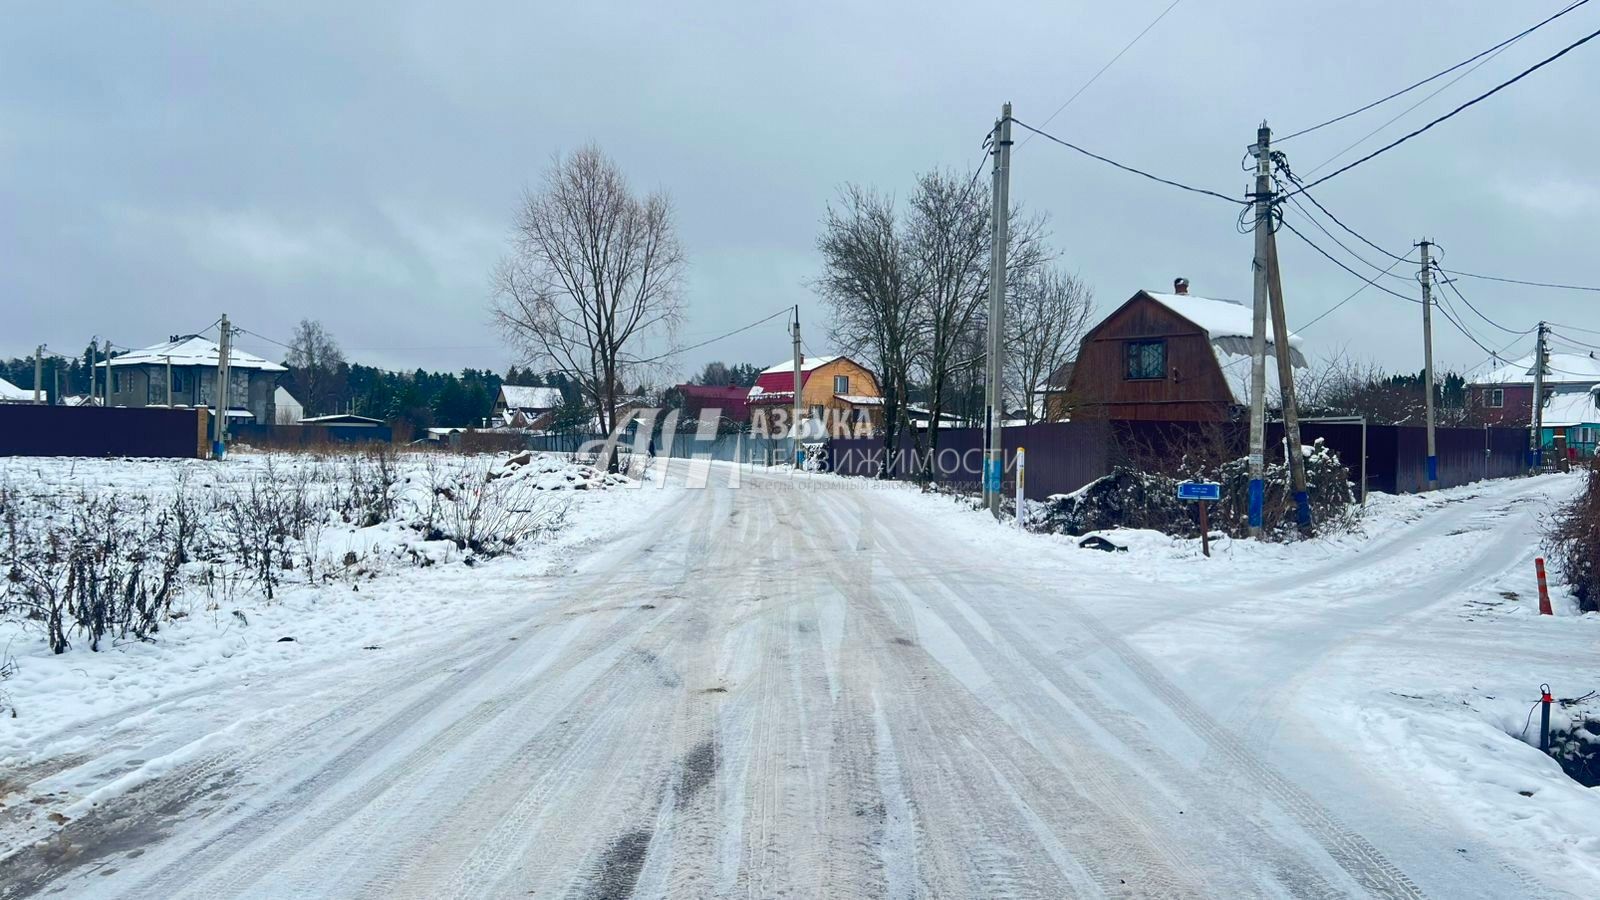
1035, 440, 1355, 540
1545, 455, 1600, 613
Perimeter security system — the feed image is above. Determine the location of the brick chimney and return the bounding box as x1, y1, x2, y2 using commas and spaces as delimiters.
1174, 277, 1190, 295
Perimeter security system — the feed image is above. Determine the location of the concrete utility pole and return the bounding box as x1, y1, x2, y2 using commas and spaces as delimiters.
213, 314, 231, 459
791, 306, 803, 466
1265, 231, 1311, 532
1418, 240, 1438, 490
101, 339, 111, 404
1530, 321, 1547, 472
33, 346, 43, 404
983, 101, 1013, 519
1247, 122, 1272, 537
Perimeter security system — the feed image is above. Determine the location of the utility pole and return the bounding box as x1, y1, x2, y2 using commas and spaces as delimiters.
983, 101, 1013, 519
1418, 240, 1438, 490
1530, 321, 1547, 472
1265, 230, 1311, 532
32, 346, 43, 404
213, 314, 231, 459
1247, 122, 1272, 537
101, 338, 111, 404
791, 306, 803, 467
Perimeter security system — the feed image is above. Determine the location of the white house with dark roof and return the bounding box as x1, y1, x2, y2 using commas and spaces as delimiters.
494, 384, 564, 428
98, 334, 287, 423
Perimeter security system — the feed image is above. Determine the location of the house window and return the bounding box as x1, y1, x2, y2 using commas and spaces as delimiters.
833, 374, 849, 394
1124, 340, 1167, 380
111, 370, 122, 394
1485, 388, 1504, 408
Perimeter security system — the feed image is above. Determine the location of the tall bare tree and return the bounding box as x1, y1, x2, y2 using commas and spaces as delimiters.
492, 145, 685, 462
285, 319, 345, 415
1006, 268, 1094, 422
815, 185, 918, 471
906, 167, 1048, 463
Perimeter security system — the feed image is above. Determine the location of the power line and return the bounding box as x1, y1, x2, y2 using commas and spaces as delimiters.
625, 307, 792, 366
1274, 161, 1416, 263
1008, 117, 1245, 205
1025, 0, 1187, 140
1282, 22, 1600, 197
1431, 263, 1537, 335
1295, 253, 1410, 331
1275, 215, 1422, 304
1279, 187, 1414, 282
1549, 321, 1600, 335
1276, 0, 1592, 143
1437, 268, 1600, 292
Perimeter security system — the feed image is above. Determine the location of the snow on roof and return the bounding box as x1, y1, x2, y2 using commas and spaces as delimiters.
300, 413, 384, 426
499, 385, 563, 410
1540, 386, 1600, 427
1136, 291, 1306, 405
759, 356, 839, 376
835, 394, 884, 405
1143, 292, 1304, 349
101, 335, 287, 372
0, 376, 31, 402
1470, 352, 1600, 386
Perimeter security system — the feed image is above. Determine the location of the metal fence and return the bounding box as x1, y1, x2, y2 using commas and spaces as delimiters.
0, 404, 209, 458
827, 419, 1531, 500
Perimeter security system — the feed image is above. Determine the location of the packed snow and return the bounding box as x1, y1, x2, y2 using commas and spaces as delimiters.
1, 455, 1596, 898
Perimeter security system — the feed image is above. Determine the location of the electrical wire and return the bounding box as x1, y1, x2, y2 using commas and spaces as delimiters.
1437, 268, 1600, 293
1025, 0, 1187, 140
1275, 216, 1422, 304
1431, 263, 1538, 335
1295, 254, 1410, 331
1280, 188, 1415, 282
625, 307, 792, 366
1277, 0, 1592, 143
1282, 22, 1600, 197
1274, 161, 1417, 263
1008, 117, 1245, 205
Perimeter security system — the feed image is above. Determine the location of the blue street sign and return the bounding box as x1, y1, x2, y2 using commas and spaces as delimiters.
1177, 481, 1222, 502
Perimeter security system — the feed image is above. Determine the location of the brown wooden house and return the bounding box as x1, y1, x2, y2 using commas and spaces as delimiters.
1062, 278, 1306, 422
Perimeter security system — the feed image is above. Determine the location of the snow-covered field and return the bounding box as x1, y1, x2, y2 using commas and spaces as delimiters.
1, 457, 1596, 898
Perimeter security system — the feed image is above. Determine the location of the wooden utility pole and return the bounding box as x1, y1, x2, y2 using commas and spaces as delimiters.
1265, 230, 1311, 533
1419, 240, 1439, 490
1247, 122, 1272, 537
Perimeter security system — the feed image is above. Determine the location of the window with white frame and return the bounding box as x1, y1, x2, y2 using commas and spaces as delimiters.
833, 374, 849, 393
1485, 388, 1504, 408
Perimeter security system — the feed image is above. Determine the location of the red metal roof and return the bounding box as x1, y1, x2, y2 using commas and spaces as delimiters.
675, 383, 751, 422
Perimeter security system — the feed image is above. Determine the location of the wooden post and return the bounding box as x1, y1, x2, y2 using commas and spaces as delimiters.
1199, 500, 1211, 557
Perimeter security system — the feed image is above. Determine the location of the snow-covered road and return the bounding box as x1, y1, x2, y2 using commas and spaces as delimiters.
2, 466, 1594, 898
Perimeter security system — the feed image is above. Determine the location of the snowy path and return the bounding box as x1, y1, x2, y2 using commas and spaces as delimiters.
0, 468, 1590, 898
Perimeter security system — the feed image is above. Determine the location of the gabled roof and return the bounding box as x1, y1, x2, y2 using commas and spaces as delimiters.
0, 376, 31, 402
101, 335, 287, 372
759, 355, 839, 376
1134, 290, 1307, 406
1470, 351, 1600, 386
300, 413, 384, 426
498, 385, 563, 410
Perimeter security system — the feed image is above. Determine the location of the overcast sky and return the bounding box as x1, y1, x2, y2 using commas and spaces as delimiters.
4, 1, 1598, 382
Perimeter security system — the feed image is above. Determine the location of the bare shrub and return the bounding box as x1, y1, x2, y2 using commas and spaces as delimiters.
1547, 456, 1600, 612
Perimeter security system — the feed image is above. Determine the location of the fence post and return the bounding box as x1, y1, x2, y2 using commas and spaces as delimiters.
1539, 684, 1553, 753
1535, 557, 1553, 615
1015, 447, 1026, 529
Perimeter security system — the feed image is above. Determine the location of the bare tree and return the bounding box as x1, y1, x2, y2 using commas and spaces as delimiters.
492, 145, 685, 466
905, 168, 1048, 466
815, 185, 919, 471
1006, 267, 1094, 422
286, 319, 346, 415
